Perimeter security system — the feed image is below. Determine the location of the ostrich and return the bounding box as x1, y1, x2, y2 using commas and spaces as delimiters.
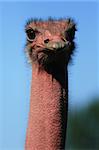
25, 18, 76, 150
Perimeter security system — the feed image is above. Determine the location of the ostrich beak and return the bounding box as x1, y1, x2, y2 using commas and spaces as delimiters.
45, 39, 70, 52
45, 41, 67, 51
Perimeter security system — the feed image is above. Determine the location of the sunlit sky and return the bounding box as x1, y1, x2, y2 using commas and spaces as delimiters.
0, 1, 99, 149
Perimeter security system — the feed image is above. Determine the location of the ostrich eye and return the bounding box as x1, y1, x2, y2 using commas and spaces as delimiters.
64, 31, 70, 42
26, 28, 36, 41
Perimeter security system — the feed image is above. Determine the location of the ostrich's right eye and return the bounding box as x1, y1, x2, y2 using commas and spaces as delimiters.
26, 28, 36, 41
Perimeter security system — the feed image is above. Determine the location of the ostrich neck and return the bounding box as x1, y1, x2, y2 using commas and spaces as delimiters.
25, 63, 68, 150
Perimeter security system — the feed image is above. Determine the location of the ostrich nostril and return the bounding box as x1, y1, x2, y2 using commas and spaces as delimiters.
44, 39, 50, 44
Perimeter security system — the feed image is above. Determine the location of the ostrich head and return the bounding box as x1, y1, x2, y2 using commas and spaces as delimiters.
25, 18, 76, 69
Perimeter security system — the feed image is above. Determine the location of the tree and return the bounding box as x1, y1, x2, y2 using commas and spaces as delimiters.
66, 97, 99, 150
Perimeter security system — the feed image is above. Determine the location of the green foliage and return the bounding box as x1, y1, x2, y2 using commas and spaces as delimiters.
66, 98, 99, 150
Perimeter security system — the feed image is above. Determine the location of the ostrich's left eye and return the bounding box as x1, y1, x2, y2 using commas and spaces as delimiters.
64, 30, 70, 42
26, 28, 36, 41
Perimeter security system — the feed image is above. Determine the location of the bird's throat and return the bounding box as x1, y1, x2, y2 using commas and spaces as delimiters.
25, 63, 68, 150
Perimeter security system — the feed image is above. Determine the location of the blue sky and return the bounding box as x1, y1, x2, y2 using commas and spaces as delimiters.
0, 1, 99, 149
